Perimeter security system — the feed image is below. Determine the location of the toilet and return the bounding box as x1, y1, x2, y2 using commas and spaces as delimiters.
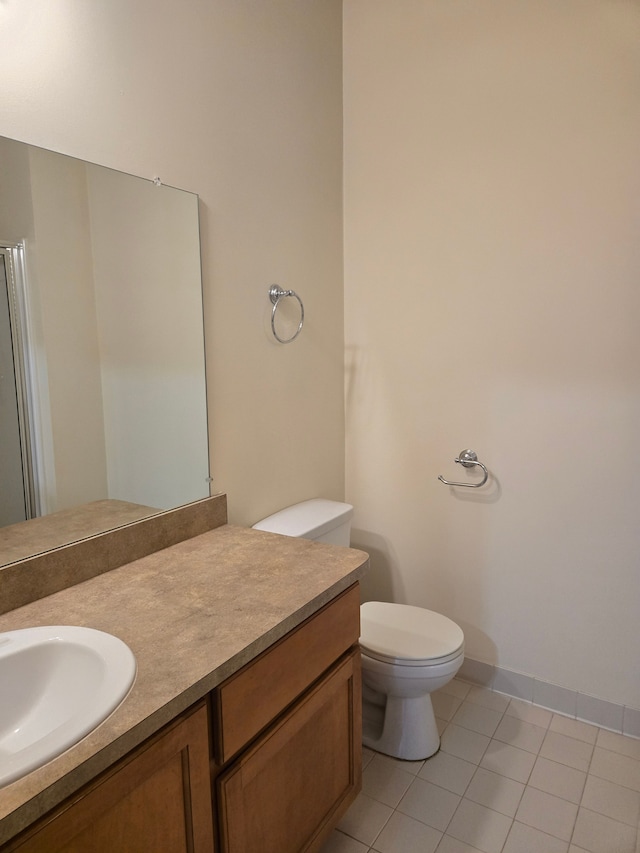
252, 499, 464, 762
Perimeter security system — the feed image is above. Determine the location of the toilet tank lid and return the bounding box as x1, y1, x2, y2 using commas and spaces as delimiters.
252, 498, 353, 539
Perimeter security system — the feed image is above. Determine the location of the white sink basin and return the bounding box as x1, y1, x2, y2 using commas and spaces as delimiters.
0, 626, 136, 788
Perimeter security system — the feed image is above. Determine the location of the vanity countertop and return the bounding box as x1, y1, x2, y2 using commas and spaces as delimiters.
0, 523, 369, 845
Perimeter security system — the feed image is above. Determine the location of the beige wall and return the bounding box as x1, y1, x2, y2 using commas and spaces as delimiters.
344, 0, 640, 708
0, 0, 345, 527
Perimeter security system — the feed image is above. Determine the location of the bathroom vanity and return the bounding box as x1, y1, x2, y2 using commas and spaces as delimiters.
0, 495, 368, 852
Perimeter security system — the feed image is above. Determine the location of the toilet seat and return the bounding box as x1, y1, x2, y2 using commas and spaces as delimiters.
360, 601, 464, 668
361, 645, 464, 668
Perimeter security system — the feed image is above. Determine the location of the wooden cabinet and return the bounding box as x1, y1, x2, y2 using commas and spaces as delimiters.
3, 702, 215, 853
217, 650, 361, 853
213, 584, 362, 853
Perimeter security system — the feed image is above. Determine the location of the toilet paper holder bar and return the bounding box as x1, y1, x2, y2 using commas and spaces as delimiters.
438, 450, 489, 488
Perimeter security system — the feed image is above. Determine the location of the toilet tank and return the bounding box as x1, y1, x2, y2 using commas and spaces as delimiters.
252, 499, 353, 546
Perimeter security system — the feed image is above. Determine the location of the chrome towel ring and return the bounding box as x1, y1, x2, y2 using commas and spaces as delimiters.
438, 449, 489, 488
269, 284, 304, 344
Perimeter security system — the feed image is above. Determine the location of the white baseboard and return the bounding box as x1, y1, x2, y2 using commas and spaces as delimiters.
458, 657, 640, 739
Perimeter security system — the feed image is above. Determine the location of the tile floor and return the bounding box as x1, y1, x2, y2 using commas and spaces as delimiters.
320, 679, 640, 853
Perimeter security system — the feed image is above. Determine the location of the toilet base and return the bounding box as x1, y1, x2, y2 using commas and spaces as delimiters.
362, 691, 440, 761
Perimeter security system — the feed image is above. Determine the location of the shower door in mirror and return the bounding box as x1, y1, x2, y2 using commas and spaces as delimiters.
0, 248, 31, 526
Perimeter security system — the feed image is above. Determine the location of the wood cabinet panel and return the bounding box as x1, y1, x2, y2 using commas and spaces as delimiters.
4, 702, 215, 853
214, 583, 360, 763
217, 649, 362, 853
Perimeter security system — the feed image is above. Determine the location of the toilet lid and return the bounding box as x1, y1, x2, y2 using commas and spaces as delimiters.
360, 601, 464, 664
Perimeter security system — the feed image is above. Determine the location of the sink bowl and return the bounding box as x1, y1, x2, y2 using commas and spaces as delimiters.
0, 626, 136, 788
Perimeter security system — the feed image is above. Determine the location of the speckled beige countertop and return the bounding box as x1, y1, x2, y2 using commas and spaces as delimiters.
0, 523, 368, 846
0, 500, 158, 567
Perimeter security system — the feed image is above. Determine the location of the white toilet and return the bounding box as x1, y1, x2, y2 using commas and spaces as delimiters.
252, 499, 464, 762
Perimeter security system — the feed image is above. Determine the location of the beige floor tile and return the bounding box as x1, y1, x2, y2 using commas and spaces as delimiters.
372, 810, 442, 853
452, 702, 504, 737
446, 799, 512, 853
506, 698, 553, 730
441, 724, 491, 765
596, 729, 640, 761
528, 756, 586, 804
479, 740, 536, 784
464, 767, 525, 817
436, 835, 484, 852
515, 786, 578, 841
502, 821, 569, 853
539, 730, 594, 772
441, 679, 472, 700
362, 756, 417, 808
590, 747, 640, 792
433, 691, 464, 722
550, 715, 599, 745
571, 807, 637, 853
465, 687, 511, 713
419, 750, 477, 795
397, 777, 461, 832
493, 715, 546, 754
363, 747, 377, 769
319, 830, 371, 853
342, 710, 640, 853
371, 751, 425, 776
581, 774, 640, 826
337, 792, 393, 847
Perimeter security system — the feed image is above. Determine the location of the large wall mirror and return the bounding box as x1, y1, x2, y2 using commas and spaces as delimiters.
0, 136, 210, 567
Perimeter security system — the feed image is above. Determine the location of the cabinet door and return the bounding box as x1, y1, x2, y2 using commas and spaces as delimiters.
5, 702, 215, 853
217, 649, 361, 853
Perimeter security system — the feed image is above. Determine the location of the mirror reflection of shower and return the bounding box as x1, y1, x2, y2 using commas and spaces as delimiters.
0, 136, 210, 531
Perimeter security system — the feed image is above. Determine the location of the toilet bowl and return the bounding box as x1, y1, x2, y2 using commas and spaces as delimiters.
360, 601, 464, 760
252, 499, 464, 762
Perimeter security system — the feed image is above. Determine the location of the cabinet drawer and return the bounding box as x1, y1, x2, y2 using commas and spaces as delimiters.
213, 583, 360, 763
